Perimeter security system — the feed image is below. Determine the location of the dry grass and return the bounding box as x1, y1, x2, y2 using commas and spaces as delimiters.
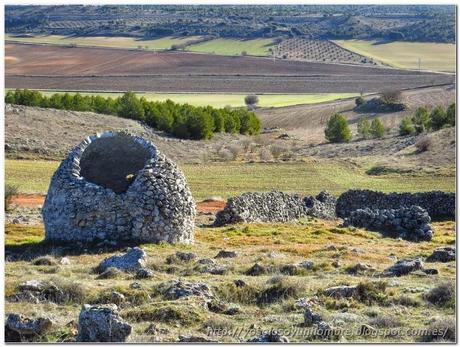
5, 218, 455, 342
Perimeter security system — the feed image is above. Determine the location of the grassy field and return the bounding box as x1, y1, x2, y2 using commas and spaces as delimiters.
186, 38, 274, 56
333, 39, 456, 73
5, 34, 203, 50
6, 159, 455, 200
9, 89, 358, 108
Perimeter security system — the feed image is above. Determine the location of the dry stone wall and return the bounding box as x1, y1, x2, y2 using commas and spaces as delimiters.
342, 205, 433, 241
336, 189, 454, 221
42, 131, 195, 244
214, 191, 336, 226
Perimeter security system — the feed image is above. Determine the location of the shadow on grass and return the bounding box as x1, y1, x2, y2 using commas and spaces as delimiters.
5, 239, 148, 262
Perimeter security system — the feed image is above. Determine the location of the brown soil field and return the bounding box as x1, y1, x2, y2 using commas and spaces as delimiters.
5, 43, 453, 93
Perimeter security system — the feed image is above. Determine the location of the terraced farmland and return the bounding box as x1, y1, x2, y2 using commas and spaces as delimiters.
274, 38, 377, 65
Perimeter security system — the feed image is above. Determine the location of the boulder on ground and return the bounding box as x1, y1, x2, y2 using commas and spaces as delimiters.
166, 251, 197, 264
246, 263, 268, 276
6, 313, 52, 336
382, 258, 424, 277
158, 280, 213, 300
215, 250, 238, 258
76, 304, 132, 342
136, 268, 154, 279
97, 247, 147, 273
427, 246, 455, 262
304, 306, 322, 326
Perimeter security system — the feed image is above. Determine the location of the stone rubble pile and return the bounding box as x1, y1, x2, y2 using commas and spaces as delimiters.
43, 131, 195, 244
214, 191, 336, 226
336, 189, 454, 221
342, 205, 433, 241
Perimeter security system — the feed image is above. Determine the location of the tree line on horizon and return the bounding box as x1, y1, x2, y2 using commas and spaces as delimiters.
5, 89, 261, 140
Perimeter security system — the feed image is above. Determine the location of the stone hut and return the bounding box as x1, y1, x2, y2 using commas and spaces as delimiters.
42, 131, 195, 244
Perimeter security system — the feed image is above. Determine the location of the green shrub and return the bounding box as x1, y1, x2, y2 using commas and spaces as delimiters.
412, 107, 430, 134
357, 118, 371, 139
446, 103, 455, 126
430, 105, 448, 130
370, 118, 385, 138
424, 281, 455, 308
399, 117, 415, 135
324, 113, 352, 143
355, 96, 365, 107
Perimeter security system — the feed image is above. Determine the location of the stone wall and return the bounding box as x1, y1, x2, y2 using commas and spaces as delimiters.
214, 191, 336, 226
343, 205, 433, 241
336, 189, 454, 221
42, 131, 196, 244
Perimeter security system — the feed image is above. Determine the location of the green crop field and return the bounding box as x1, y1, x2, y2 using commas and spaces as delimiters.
5, 34, 203, 50
6, 159, 454, 200
186, 38, 275, 56
333, 39, 456, 72
10, 89, 358, 108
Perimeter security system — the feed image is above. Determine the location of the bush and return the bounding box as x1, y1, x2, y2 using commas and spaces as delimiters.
420, 317, 455, 342
381, 89, 402, 104
357, 118, 371, 139
415, 135, 432, 152
355, 96, 365, 107
370, 118, 385, 138
5, 184, 18, 211
412, 107, 430, 134
446, 103, 455, 126
324, 113, 352, 143
399, 117, 415, 135
430, 105, 448, 130
244, 94, 259, 109
424, 282, 455, 308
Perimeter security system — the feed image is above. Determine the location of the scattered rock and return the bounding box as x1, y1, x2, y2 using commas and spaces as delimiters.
234, 279, 246, 287
323, 285, 358, 298
178, 335, 217, 343
129, 282, 141, 289
6, 314, 52, 336
346, 263, 375, 275
197, 258, 216, 265
248, 331, 289, 343
19, 280, 44, 292
215, 250, 238, 258
76, 304, 132, 342
135, 268, 154, 279
166, 251, 197, 264
246, 263, 268, 276
382, 258, 424, 277
97, 247, 147, 273
280, 264, 300, 275
304, 306, 322, 326
427, 246, 455, 262
110, 292, 126, 306
97, 267, 122, 279
158, 280, 212, 300
297, 260, 314, 270
199, 263, 227, 275
422, 268, 439, 275
59, 257, 71, 265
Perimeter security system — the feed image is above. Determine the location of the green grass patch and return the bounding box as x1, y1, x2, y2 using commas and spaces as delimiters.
333, 39, 455, 72
6, 89, 357, 108
186, 38, 275, 56
5, 224, 44, 245
5, 159, 455, 199
5, 34, 204, 51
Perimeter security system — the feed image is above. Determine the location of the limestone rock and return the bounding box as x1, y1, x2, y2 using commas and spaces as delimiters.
97, 247, 147, 273
323, 285, 358, 298
383, 258, 424, 277
248, 331, 290, 343
427, 246, 455, 262
215, 250, 238, 258
158, 280, 212, 300
246, 263, 267, 276
136, 268, 154, 279
6, 314, 52, 336
76, 304, 132, 342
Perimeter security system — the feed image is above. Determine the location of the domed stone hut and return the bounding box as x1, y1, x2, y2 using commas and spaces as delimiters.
42, 131, 195, 244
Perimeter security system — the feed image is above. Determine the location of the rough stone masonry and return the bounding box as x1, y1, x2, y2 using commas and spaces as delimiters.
42, 131, 195, 244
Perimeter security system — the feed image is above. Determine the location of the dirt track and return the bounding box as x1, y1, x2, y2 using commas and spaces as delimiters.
5, 43, 453, 93
11, 194, 226, 213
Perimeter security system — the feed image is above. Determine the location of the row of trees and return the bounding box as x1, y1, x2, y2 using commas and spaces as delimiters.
324, 103, 455, 143
5, 89, 261, 140
399, 104, 455, 135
